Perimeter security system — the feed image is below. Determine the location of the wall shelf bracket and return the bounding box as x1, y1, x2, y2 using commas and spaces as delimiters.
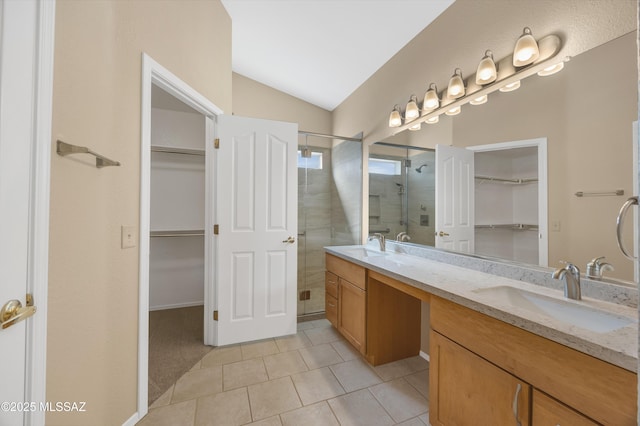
56, 140, 121, 168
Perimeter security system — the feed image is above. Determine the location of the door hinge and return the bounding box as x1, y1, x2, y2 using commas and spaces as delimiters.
213, 224, 219, 235
214, 138, 220, 149
213, 310, 218, 321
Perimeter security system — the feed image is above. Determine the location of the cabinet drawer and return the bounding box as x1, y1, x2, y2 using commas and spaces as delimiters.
326, 253, 366, 289
325, 271, 338, 298
325, 294, 338, 327
532, 390, 598, 426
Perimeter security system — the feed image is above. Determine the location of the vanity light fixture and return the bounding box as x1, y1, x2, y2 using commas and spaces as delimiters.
409, 122, 422, 131
447, 69, 465, 99
405, 95, 420, 120
537, 61, 565, 76
499, 80, 521, 92
389, 105, 402, 128
513, 27, 540, 67
476, 50, 497, 85
423, 83, 440, 111
470, 94, 488, 105
388, 27, 564, 132
445, 105, 461, 116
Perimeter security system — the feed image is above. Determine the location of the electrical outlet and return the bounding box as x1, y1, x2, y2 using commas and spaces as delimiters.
121, 225, 137, 248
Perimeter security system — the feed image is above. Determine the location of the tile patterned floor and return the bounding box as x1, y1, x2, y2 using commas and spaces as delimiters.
138, 319, 430, 426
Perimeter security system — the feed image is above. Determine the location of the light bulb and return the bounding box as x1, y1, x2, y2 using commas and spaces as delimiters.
470, 95, 488, 105
426, 115, 439, 124
445, 106, 461, 116
409, 122, 421, 131
447, 69, 465, 99
513, 27, 540, 67
537, 62, 565, 76
405, 95, 420, 120
476, 50, 497, 85
423, 83, 439, 111
499, 81, 521, 92
388, 105, 402, 128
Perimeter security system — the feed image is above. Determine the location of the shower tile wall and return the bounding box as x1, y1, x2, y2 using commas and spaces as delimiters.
369, 171, 404, 238
298, 147, 333, 315
407, 151, 436, 246
331, 141, 362, 246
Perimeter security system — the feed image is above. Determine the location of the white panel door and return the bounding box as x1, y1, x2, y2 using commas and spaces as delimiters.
216, 115, 298, 345
0, 1, 51, 425
435, 144, 475, 253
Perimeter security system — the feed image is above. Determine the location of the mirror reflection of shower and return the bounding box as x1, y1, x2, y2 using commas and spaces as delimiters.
368, 142, 436, 246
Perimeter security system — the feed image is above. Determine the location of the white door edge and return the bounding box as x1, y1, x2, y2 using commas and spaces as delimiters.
138, 53, 223, 421
468, 138, 548, 266
22, 1, 55, 424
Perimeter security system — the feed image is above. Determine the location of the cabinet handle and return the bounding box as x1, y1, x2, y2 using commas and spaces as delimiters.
512, 383, 522, 426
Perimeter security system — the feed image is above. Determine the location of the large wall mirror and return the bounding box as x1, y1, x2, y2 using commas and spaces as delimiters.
370, 26, 638, 284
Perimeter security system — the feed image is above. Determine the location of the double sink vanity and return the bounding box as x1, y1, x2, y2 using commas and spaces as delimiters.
324, 242, 638, 425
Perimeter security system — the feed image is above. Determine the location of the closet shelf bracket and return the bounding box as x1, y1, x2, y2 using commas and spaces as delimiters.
57, 140, 121, 168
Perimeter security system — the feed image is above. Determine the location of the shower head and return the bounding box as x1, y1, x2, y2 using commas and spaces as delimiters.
415, 164, 428, 173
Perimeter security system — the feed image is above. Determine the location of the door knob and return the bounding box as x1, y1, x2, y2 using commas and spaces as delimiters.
282, 236, 295, 244
1, 299, 36, 330
438, 231, 450, 237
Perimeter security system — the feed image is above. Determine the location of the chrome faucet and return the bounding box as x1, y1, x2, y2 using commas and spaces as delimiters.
368, 233, 386, 252
552, 262, 581, 300
586, 257, 614, 280
396, 232, 411, 242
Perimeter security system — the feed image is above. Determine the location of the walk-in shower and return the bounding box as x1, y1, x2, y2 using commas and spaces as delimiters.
297, 132, 362, 318
368, 142, 435, 246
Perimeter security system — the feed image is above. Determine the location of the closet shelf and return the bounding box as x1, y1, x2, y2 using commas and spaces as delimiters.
150, 229, 205, 237
475, 175, 537, 184
151, 145, 205, 156
475, 224, 538, 231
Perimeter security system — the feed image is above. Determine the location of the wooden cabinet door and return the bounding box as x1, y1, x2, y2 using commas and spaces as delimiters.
338, 278, 366, 354
532, 390, 598, 426
430, 330, 531, 426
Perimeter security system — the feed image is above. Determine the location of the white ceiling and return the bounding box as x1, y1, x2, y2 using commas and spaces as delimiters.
221, 0, 455, 111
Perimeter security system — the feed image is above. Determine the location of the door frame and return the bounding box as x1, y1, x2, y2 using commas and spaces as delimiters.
468, 138, 548, 266
138, 53, 223, 420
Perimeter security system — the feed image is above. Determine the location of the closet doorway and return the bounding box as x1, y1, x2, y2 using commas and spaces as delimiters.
147, 84, 210, 404
470, 138, 548, 266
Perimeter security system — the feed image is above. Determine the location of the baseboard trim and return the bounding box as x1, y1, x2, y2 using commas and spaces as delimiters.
122, 412, 140, 426
149, 301, 204, 311
419, 350, 430, 363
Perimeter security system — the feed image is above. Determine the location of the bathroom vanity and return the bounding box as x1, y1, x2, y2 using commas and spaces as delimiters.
325, 243, 638, 425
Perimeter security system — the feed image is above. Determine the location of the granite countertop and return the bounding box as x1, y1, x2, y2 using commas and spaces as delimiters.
325, 244, 638, 372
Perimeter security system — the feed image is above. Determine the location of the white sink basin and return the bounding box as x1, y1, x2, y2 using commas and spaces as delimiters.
473, 286, 636, 333
341, 247, 388, 258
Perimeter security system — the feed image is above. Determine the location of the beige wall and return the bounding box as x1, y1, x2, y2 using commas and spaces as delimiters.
48, 1, 231, 424
232, 72, 332, 147
333, 0, 637, 281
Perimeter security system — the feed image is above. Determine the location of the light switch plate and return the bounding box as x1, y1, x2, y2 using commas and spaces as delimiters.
121, 225, 137, 249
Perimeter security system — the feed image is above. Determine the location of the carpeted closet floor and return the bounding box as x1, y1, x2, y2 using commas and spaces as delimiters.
149, 306, 212, 405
